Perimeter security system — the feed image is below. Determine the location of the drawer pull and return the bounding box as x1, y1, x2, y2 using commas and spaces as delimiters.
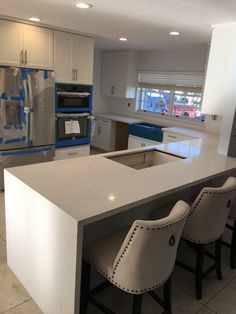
68, 152, 78, 156
167, 135, 177, 138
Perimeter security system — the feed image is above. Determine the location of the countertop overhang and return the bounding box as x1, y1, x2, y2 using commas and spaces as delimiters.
5, 131, 236, 225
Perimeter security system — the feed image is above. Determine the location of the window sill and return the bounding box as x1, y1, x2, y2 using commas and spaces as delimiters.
135, 110, 205, 126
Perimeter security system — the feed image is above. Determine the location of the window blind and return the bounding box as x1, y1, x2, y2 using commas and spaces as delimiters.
138, 71, 204, 92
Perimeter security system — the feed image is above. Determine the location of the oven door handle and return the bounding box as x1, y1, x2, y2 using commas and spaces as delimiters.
56, 113, 90, 118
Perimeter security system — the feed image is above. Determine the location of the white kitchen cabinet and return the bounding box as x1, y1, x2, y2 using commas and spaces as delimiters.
0, 19, 53, 69
55, 145, 90, 160
22, 24, 53, 70
73, 35, 94, 84
128, 135, 161, 149
91, 118, 115, 151
102, 50, 137, 98
54, 31, 94, 84
163, 131, 197, 143
0, 20, 22, 66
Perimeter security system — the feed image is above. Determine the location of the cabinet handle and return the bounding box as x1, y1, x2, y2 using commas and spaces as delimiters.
76, 69, 78, 81
24, 50, 28, 64
72, 69, 75, 81
68, 152, 78, 156
20, 50, 24, 64
167, 135, 177, 139
111, 86, 115, 95
98, 126, 101, 135
141, 143, 145, 147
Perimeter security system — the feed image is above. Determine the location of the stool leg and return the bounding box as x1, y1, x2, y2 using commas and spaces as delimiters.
80, 261, 91, 314
163, 276, 172, 314
215, 238, 222, 280
195, 244, 205, 300
132, 294, 142, 314
230, 221, 236, 269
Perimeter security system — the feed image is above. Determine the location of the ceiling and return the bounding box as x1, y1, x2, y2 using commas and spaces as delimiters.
1, 0, 236, 50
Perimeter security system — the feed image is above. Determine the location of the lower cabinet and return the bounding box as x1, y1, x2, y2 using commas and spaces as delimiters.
91, 118, 115, 151
128, 135, 161, 149
55, 145, 90, 160
163, 131, 197, 143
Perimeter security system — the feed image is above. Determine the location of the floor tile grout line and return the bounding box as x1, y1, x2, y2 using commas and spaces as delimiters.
204, 304, 218, 314
205, 273, 236, 306
0, 298, 32, 314
172, 279, 205, 306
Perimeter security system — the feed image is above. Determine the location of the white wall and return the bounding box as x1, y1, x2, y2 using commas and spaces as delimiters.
92, 49, 109, 113
138, 47, 209, 72
102, 47, 221, 133
93, 46, 222, 133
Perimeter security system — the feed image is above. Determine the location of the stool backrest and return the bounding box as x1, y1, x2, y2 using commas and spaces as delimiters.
229, 200, 236, 220
183, 177, 236, 243
111, 200, 189, 293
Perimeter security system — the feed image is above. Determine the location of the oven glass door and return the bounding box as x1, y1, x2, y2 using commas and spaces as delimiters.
56, 92, 91, 111
56, 113, 90, 147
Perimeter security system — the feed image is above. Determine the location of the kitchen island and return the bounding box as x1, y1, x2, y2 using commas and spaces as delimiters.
4, 131, 236, 314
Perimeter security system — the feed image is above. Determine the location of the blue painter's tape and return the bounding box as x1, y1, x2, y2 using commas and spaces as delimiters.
1, 92, 8, 100
3, 125, 13, 130
15, 125, 23, 130
29, 140, 33, 147
56, 137, 90, 148
4, 136, 26, 144
44, 70, 48, 79
10, 96, 21, 101
0, 138, 3, 144
19, 107, 26, 125
19, 88, 25, 100
21, 69, 28, 81
0, 146, 54, 156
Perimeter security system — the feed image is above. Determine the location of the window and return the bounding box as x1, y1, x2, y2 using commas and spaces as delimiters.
136, 72, 205, 121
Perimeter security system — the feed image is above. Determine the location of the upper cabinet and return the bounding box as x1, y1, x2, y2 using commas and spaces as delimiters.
0, 20, 53, 70
54, 31, 94, 84
102, 50, 137, 98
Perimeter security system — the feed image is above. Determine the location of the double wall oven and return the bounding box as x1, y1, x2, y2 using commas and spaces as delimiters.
55, 83, 92, 147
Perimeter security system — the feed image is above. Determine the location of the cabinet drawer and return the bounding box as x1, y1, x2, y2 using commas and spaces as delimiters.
163, 132, 182, 143
128, 135, 160, 149
55, 145, 90, 160
95, 117, 111, 127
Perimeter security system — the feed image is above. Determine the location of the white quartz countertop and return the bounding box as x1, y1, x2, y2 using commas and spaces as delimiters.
94, 112, 143, 124
5, 129, 236, 225
162, 126, 208, 139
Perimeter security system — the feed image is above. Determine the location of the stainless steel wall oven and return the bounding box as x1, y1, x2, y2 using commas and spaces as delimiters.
55, 83, 92, 112
56, 113, 91, 147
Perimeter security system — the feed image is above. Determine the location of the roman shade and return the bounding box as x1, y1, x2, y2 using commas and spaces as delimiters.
138, 71, 204, 92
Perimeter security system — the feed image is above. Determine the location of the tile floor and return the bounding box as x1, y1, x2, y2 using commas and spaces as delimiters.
1, 191, 236, 314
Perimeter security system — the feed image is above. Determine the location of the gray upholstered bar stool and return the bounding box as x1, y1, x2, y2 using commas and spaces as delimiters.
80, 200, 190, 314
177, 177, 236, 300
222, 200, 236, 269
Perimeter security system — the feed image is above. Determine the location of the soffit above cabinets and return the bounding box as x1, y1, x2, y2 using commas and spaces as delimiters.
1, 0, 236, 50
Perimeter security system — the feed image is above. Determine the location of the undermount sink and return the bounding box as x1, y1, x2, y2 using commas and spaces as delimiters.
106, 149, 186, 170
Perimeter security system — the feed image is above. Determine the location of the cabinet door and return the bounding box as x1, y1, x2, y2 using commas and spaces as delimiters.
92, 120, 111, 151
22, 24, 53, 70
54, 31, 74, 83
0, 20, 22, 66
102, 51, 116, 96
73, 35, 94, 84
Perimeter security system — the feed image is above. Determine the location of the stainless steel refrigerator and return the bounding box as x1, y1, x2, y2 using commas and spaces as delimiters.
0, 67, 55, 189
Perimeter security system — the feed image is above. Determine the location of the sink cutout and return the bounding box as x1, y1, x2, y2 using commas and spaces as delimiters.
105, 149, 186, 170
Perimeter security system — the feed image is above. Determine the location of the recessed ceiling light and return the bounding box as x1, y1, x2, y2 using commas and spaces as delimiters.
75, 2, 93, 9
29, 17, 41, 22
169, 31, 181, 36
119, 37, 128, 41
